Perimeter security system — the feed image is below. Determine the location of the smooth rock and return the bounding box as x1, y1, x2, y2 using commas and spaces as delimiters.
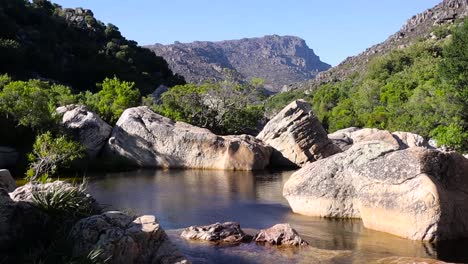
257, 100, 341, 167
70, 211, 189, 264
57, 105, 112, 158
392, 131, 428, 148
284, 141, 468, 241
374, 256, 452, 264
105, 106, 272, 170
0, 169, 15, 192
0, 146, 18, 169
254, 223, 308, 246
181, 222, 252, 244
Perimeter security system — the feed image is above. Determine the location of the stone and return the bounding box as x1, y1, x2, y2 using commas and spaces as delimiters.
149, 84, 169, 104
257, 100, 341, 167
70, 211, 189, 264
284, 141, 468, 241
181, 222, 252, 244
253, 223, 308, 246
57, 105, 112, 159
374, 256, 451, 264
328, 127, 360, 151
104, 106, 272, 170
0, 146, 18, 169
0, 169, 15, 192
392, 131, 428, 148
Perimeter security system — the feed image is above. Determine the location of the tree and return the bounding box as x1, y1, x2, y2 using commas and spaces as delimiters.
27, 132, 84, 182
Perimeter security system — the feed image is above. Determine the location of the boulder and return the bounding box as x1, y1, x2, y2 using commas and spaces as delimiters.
392, 131, 428, 148
70, 211, 188, 264
257, 100, 340, 167
0, 146, 18, 168
57, 105, 112, 158
0, 169, 15, 192
284, 141, 468, 241
104, 106, 272, 170
253, 223, 308, 246
374, 256, 451, 264
181, 222, 252, 244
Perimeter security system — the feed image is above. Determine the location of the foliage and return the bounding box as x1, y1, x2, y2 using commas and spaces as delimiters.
155, 81, 266, 134
0, 0, 184, 95
27, 132, 84, 181
264, 89, 311, 117
430, 123, 468, 150
82, 76, 140, 124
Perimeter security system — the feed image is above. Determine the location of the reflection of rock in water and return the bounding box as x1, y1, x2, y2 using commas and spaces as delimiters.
166, 229, 352, 264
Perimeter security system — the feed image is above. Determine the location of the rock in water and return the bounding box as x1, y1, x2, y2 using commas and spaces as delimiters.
257, 100, 340, 167
284, 141, 468, 241
70, 211, 189, 264
104, 106, 272, 170
181, 222, 252, 244
0, 169, 15, 192
57, 105, 112, 158
254, 223, 308, 246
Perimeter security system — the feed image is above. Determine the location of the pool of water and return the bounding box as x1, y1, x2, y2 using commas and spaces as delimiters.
87, 169, 468, 264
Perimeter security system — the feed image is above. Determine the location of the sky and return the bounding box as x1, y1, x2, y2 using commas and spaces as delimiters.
53, 0, 442, 66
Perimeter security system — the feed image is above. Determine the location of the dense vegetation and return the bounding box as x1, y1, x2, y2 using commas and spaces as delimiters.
266, 20, 468, 151
0, 0, 184, 95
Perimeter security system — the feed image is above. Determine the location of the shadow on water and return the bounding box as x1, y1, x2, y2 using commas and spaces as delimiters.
86, 169, 468, 263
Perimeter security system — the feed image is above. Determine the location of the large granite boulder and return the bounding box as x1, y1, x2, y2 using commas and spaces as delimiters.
0, 169, 15, 192
57, 105, 112, 158
284, 140, 468, 241
70, 211, 189, 264
253, 223, 308, 247
181, 222, 252, 244
0, 146, 18, 169
257, 100, 341, 167
104, 106, 272, 170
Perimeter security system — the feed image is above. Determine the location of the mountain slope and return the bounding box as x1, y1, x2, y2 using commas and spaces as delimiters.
0, 0, 184, 94
288, 0, 468, 91
146, 35, 330, 92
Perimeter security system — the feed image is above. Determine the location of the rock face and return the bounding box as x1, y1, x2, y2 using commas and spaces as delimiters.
70, 211, 189, 264
57, 105, 112, 158
328, 128, 428, 151
181, 222, 252, 244
257, 100, 341, 167
254, 223, 309, 246
0, 146, 18, 169
288, 0, 468, 91
0, 169, 15, 192
105, 106, 272, 170
147, 35, 331, 92
284, 140, 468, 241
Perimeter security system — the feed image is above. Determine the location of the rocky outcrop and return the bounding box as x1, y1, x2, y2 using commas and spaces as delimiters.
253, 223, 308, 247
181, 222, 252, 244
328, 128, 429, 151
0, 169, 15, 192
284, 139, 468, 241
70, 211, 189, 264
257, 100, 341, 167
104, 106, 272, 170
0, 147, 18, 169
57, 105, 112, 158
147, 35, 330, 92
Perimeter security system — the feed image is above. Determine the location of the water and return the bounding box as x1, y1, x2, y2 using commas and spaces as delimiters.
87, 169, 468, 264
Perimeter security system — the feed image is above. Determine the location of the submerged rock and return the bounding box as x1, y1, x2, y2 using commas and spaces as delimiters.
104, 106, 272, 170
57, 105, 112, 158
254, 223, 308, 246
181, 222, 252, 244
284, 140, 468, 241
257, 100, 340, 167
0, 169, 15, 192
70, 211, 189, 264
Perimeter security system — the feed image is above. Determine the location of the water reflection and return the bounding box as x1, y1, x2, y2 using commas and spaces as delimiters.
87, 169, 468, 264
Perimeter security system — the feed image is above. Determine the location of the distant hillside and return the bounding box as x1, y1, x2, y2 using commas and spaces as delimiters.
146, 35, 330, 92
288, 0, 468, 91
0, 0, 184, 94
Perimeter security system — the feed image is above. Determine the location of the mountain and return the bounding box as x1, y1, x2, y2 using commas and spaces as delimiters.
287, 0, 468, 91
146, 35, 331, 92
0, 0, 184, 94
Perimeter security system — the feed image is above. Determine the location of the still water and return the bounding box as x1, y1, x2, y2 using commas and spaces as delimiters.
87, 170, 468, 264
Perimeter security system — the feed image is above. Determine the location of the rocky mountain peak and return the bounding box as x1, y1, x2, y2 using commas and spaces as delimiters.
146, 35, 330, 92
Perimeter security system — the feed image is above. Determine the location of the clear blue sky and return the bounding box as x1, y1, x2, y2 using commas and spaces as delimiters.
53, 0, 441, 66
